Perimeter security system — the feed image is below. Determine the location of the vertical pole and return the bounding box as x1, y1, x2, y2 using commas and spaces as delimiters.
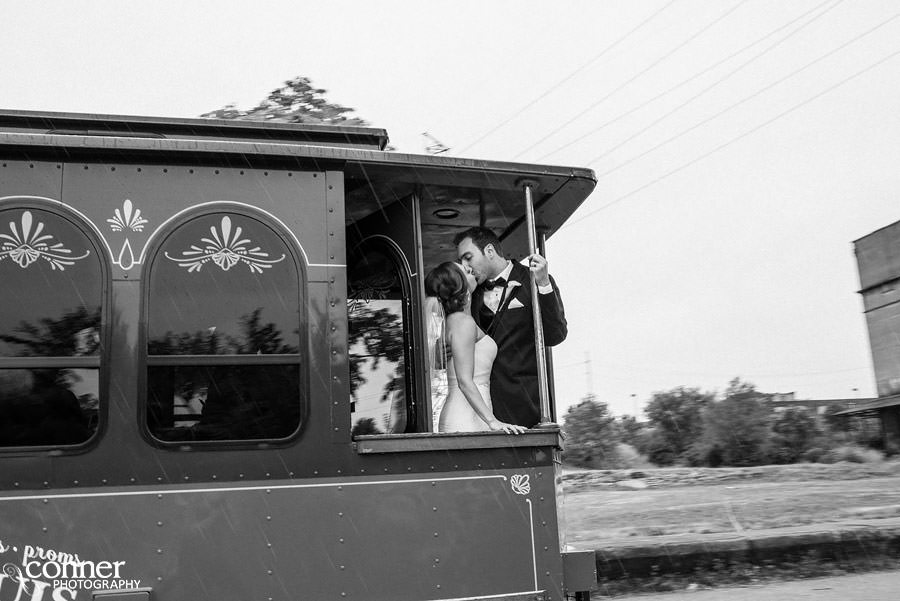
523, 180, 553, 426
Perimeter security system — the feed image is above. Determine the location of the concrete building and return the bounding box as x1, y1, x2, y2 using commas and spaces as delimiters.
840, 220, 900, 451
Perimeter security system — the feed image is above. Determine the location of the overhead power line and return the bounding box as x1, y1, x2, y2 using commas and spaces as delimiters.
589, 10, 900, 179
457, 0, 679, 155
512, 0, 749, 160
535, 0, 841, 162
589, 0, 852, 170
563, 43, 900, 226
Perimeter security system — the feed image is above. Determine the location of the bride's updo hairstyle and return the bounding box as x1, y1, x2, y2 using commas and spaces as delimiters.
424, 262, 468, 314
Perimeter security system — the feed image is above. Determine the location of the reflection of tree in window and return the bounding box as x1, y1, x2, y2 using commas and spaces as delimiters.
146, 212, 303, 444
0, 208, 101, 447
347, 244, 410, 434
149, 309, 299, 356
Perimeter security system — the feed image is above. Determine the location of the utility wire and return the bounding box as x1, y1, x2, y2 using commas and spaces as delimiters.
588, 0, 848, 170
562, 44, 900, 227
535, 0, 840, 162
512, 0, 749, 160
590, 8, 898, 176
456, 0, 679, 155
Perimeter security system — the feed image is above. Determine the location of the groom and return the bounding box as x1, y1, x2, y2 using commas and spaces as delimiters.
455, 227, 567, 428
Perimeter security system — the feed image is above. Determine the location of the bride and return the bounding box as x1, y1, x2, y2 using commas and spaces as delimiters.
424, 262, 526, 434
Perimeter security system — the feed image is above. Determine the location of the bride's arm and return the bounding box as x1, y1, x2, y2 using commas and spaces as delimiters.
447, 314, 525, 435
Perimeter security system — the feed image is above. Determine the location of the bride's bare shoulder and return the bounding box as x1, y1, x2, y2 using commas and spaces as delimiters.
446, 312, 477, 334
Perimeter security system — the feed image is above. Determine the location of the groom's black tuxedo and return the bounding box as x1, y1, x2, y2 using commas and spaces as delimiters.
472, 262, 567, 427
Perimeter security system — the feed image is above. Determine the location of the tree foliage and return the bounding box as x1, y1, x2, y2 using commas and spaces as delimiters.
769, 408, 821, 464
201, 76, 370, 125
691, 379, 771, 466
561, 395, 620, 468
643, 386, 712, 465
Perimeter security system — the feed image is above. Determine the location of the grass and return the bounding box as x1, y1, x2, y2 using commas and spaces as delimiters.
561, 461, 900, 597
562, 462, 900, 545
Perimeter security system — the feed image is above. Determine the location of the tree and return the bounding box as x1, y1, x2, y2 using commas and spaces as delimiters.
693, 379, 772, 466
644, 386, 713, 465
615, 414, 645, 447
201, 76, 370, 125
769, 408, 820, 464
561, 395, 620, 468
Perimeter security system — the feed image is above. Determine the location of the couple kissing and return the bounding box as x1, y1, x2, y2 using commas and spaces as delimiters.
425, 226, 567, 434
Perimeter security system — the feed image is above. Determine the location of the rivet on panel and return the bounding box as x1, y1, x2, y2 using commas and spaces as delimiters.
42, 528, 48, 533
157, 521, 163, 527
266, 516, 272, 521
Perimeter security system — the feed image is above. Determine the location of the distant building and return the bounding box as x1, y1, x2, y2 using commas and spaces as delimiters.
839, 220, 900, 451
764, 392, 873, 415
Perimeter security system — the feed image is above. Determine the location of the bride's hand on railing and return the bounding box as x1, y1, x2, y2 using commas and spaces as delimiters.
487, 418, 527, 435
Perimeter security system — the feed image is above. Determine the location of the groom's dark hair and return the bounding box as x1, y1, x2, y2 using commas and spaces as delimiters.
453, 226, 505, 257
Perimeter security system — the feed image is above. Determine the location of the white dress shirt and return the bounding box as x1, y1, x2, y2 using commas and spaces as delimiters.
484, 260, 553, 313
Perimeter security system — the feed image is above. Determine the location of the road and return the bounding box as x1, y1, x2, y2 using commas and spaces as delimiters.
611, 571, 900, 600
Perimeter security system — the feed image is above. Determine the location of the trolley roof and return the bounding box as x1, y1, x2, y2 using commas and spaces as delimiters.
0, 110, 597, 266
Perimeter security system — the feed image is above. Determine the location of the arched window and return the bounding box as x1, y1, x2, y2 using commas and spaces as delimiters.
347, 239, 414, 435
0, 207, 103, 448
145, 211, 305, 444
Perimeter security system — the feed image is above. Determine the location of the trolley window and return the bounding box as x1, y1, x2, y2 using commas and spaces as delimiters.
0, 208, 102, 448
145, 212, 304, 443
347, 239, 413, 435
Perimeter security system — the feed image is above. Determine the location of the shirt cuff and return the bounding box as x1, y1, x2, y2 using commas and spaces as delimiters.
538, 283, 553, 294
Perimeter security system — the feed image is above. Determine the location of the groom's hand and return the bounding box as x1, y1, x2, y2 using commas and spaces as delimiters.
527, 253, 551, 287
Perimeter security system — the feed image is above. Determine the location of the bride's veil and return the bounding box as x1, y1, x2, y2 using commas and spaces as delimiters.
424, 296, 448, 432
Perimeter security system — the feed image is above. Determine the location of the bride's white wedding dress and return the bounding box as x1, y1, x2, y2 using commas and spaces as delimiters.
439, 334, 497, 432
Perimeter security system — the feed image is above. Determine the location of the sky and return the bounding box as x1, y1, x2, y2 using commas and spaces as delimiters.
2, 0, 899, 417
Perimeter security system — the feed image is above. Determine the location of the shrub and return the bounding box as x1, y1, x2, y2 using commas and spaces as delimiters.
614, 443, 653, 469
821, 445, 884, 464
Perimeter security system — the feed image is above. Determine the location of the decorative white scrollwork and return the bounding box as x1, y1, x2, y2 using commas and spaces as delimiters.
0, 211, 90, 270
107, 199, 149, 232
510, 474, 531, 496
164, 215, 286, 274
2, 564, 34, 596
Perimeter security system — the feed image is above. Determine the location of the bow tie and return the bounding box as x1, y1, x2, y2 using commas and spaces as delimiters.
484, 277, 507, 290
